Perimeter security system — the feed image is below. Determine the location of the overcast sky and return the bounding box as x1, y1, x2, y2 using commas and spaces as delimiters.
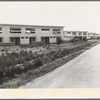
0, 2, 100, 33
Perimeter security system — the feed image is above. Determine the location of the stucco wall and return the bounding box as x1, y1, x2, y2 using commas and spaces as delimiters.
0, 24, 64, 44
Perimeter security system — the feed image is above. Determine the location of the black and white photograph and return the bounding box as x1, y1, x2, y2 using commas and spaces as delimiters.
0, 1, 100, 92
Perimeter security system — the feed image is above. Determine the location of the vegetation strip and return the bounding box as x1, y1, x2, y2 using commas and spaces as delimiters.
0, 41, 99, 88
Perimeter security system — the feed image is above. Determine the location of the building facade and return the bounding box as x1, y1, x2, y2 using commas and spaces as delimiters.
97, 34, 100, 39
62, 31, 88, 41
0, 24, 64, 45
87, 33, 98, 39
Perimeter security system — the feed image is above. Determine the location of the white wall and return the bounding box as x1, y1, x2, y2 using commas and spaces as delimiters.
63, 36, 73, 41
20, 37, 29, 44
0, 25, 64, 44
62, 31, 73, 41
50, 37, 56, 43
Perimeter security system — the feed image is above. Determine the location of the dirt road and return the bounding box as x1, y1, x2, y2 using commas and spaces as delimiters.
20, 44, 100, 88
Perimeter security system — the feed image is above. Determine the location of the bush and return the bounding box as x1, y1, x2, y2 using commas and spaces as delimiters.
70, 36, 88, 43
57, 39, 63, 45
34, 58, 43, 68
0, 43, 15, 46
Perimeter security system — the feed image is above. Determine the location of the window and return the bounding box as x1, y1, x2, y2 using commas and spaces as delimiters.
53, 29, 61, 34
78, 32, 82, 35
26, 37, 28, 39
41, 29, 49, 31
0, 37, 3, 42
88, 33, 92, 36
72, 32, 76, 35
25, 28, 35, 33
32, 37, 35, 41
10, 27, 21, 33
21, 37, 24, 39
91, 33, 93, 35
83, 32, 87, 35
67, 32, 71, 34
0, 27, 2, 33
41, 28, 50, 33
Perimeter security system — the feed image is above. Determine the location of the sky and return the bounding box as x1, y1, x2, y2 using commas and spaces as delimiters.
0, 2, 100, 33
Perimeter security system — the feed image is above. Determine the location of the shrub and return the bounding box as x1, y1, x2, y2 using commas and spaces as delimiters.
34, 58, 43, 68
57, 39, 63, 45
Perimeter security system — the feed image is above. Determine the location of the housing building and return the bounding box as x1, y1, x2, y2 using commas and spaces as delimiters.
0, 24, 64, 45
87, 33, 98, 39
97, 34, 100, 39
62, 31, 88, 41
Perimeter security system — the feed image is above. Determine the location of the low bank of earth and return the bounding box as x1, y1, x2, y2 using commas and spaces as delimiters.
0, 41, 99, 88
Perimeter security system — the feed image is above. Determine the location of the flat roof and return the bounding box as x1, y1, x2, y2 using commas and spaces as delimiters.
64, 31, 88, 32
88, 32, 96, 34
0, 24, 64, 28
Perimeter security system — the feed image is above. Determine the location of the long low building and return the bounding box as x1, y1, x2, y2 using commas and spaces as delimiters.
62, 31, 100, 41
87, 32, 98, 39
62, 31, 88, 41
0, 24, 64, 45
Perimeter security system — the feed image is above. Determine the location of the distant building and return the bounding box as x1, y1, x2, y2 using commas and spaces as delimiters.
0, 24, 64, 45
87, 33, 98, 39
96, 33, 100, 39
62, 31, 88, 41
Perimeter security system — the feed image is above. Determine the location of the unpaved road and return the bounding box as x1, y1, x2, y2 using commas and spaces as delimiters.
20, 44, 100, 88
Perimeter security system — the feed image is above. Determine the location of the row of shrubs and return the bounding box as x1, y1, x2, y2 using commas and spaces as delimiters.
0, 43, 15, 46
0, 41, 97, 84
20, 42, 45, 48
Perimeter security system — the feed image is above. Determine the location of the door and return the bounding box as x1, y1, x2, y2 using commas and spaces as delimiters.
29, 37, 35, 44
15, 37, 20, 45
45, 37, 49, 44
56, 37, 61, 42
41, 37, 49, 44
10, 37, 20, 45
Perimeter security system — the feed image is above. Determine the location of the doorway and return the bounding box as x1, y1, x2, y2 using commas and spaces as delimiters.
10, 37, 20, 45
29, 37, 36, 44
41, 37, 49, 44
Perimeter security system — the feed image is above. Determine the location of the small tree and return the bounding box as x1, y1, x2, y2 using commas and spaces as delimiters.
57, 38, 63, 45
83, 37, 87, 42
34, 58, 43, 68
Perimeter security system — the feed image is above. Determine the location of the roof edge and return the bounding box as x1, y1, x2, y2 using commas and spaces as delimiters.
0, 23, 64, 28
